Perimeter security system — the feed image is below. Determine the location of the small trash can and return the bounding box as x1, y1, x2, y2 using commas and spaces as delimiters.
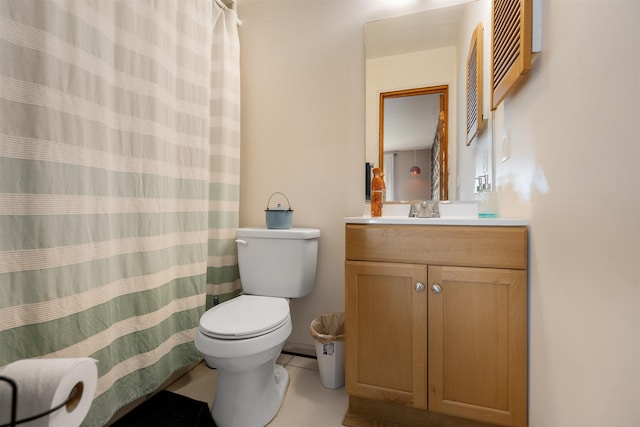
309, 312, 345, 389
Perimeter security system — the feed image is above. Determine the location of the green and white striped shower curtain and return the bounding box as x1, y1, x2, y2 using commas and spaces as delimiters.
0, 1, 241, 425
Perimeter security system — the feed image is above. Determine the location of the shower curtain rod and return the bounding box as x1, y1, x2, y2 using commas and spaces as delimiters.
214, 0, 243, 25
214, 0, 232, 10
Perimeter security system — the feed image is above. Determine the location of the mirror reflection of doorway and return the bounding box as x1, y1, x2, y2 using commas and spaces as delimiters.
380, 85, 448, 201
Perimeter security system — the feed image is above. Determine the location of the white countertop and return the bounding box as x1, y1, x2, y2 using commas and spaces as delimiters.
344, 216, 528, 226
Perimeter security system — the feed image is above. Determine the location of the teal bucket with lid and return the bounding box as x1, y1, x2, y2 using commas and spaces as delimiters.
265, 192, 293, 229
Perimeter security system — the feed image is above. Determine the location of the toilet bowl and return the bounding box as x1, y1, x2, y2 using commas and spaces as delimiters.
195, 228, 320, 427
195, 295, 292, 427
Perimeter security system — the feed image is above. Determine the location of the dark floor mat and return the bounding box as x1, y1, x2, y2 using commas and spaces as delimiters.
111, 390, 216, 427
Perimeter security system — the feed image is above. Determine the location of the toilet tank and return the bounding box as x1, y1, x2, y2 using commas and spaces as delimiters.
236, 227, 320, 298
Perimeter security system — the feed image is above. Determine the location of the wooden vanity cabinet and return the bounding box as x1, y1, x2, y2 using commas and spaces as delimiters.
344, 224, 528, 427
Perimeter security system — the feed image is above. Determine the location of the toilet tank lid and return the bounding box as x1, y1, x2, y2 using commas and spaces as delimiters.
237, 227, 320, 239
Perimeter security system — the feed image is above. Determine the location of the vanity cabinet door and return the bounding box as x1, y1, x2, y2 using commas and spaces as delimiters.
345, 260, 427, 409
427, 265, 527, 427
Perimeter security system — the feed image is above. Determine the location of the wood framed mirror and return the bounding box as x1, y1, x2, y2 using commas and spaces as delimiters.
379, 85, 449, 201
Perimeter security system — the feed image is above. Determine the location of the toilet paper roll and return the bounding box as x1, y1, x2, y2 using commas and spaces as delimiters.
0, 358, 97, 427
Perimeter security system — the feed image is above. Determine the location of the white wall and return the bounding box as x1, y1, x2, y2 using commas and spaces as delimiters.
237, 0, 640, 425
237, 0, 369, 354
492, 2, 640, 425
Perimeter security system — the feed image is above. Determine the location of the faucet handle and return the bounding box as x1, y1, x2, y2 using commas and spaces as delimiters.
409, 203, 420, 217
418, 201, 439, 218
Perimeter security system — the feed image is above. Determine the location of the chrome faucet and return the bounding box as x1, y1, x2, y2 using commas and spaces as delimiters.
409, 201, 439, 218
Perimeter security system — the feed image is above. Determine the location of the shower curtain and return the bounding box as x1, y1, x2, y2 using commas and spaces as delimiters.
0, 1, 240, 425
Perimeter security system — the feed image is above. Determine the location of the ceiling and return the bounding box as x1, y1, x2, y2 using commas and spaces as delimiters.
365, 2, 468, 59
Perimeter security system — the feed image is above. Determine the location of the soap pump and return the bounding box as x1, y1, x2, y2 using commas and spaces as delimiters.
473, 174, 498, 218
475, 175, 484, 193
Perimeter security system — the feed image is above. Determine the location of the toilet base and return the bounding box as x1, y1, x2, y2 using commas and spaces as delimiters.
212, 362, 289, 427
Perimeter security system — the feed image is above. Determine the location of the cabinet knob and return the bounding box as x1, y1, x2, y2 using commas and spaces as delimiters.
415, 282, 425, 292
432, 284, 442, 294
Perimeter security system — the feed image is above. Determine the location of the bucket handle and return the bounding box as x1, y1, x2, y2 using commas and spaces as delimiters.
266, 192, 293, 211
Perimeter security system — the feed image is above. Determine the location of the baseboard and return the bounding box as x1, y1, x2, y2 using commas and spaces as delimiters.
283, 341, 315, 357
281, 350, 316, 359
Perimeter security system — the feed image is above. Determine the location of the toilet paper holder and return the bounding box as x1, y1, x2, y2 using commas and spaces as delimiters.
0, 376, 84, 427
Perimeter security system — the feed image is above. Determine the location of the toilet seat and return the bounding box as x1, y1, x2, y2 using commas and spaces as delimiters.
199, 295, 290, 340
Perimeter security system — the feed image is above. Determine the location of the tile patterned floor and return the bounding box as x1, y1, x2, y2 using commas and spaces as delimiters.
165, 353, 349, 426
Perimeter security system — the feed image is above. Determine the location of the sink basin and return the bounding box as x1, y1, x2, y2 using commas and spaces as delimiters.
363, 201, 479, 219
437, 201, 478, 218
351, 202, 526, 226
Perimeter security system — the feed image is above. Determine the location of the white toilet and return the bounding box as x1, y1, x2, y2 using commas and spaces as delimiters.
195, 227, 320, 427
